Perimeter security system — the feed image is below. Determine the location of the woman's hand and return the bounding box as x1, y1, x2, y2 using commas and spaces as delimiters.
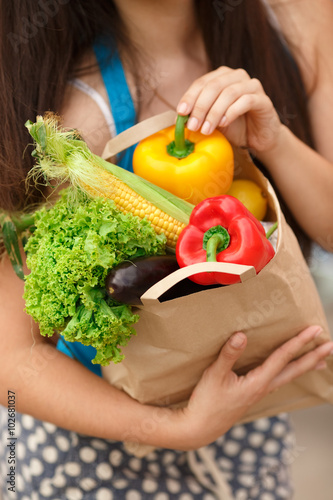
176, 325, 333, 450
177, 66, 282, 153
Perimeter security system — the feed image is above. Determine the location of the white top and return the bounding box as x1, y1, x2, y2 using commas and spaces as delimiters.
68, 78, 116, 137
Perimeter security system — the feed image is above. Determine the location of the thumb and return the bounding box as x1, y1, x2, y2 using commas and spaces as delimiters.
216, 332, 247, 374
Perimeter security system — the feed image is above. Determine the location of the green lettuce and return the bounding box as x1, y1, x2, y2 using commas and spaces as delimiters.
23, 188, 166, 365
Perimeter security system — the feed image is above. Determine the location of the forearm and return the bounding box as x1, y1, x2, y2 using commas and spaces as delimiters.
0, 244, 194, 451
308, 83, 333, 163
257, 125, 333, 250
1, 341, 192, 451
267, 0, 333, 162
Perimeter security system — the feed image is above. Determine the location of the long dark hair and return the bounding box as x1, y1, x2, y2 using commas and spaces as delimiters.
0, 0, 313, 249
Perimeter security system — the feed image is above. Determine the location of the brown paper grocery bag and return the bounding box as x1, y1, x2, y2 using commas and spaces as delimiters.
101, 112, 333, 454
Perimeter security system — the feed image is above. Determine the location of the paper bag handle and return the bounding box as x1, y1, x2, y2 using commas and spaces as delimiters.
102, 110, 177, 160
140, 261, 256, 306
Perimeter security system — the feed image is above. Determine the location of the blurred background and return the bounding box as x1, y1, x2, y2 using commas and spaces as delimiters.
292, 245, 333, 500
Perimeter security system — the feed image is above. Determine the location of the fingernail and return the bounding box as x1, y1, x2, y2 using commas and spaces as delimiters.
201, 121, 211, 135
187, 117, 199, 131
314, 327, 323, 338
177, 102, 188, 114
306, 326, 323, 339
230, 332, 245, 348
315, 360, 327, 370
220, 115, 227, 127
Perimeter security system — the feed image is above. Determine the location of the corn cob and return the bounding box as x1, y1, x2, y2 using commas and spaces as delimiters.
83, 169, 185, 248
25, 115, 194, 249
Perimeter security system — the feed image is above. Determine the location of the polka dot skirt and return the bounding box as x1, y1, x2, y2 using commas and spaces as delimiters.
0, 408, 294, 499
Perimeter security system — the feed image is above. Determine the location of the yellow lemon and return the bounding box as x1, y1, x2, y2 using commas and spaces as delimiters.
227, 179, 268, 220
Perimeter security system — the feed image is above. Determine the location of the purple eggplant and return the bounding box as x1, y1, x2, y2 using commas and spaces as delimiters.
105, 255, 221, 305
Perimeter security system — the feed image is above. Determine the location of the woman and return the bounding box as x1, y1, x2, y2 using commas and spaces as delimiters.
0, 1, 333, 499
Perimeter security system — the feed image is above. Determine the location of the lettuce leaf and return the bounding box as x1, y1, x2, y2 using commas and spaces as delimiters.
23, 188, 166, 365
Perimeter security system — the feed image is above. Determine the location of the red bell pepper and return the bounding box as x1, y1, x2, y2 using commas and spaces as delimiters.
176, 195, 275, 285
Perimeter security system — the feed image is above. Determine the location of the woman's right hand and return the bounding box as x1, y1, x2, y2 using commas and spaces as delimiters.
175, 325, 333, 450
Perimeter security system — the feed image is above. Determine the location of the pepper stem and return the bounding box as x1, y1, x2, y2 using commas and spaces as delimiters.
174, 115, 187, 152
203, 225, 230, 262
166, 115, 195, 159
266, 221, 278, 239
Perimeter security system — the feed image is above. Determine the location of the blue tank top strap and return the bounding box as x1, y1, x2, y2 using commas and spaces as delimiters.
56, 38, 138, 376
93, 37, 137, 172
57, 338, 102, 377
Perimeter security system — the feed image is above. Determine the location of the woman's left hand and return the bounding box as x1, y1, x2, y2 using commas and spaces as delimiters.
177, 66, 282, 153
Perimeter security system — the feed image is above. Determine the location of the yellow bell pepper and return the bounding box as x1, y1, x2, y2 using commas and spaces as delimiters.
133, 115, 234, 205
